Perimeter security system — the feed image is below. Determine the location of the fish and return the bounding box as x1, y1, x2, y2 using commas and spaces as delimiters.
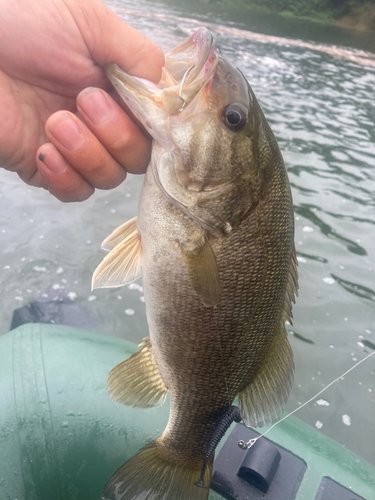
92, 27, 298, 500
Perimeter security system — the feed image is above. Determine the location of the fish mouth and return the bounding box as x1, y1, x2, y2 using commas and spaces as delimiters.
105, 28, 218, 123
162, 27, 214, 95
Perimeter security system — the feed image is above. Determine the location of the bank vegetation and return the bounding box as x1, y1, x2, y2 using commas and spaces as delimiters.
214, 0, 375, 32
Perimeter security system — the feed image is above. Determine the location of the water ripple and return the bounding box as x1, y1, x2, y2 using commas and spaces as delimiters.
1, 0, 374, 466
332, 274, 375, 302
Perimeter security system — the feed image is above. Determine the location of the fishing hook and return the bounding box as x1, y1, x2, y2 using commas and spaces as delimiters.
178, 64, 196, 112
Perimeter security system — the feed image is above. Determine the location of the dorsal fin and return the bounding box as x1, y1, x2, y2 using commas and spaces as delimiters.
283, 246, 299, 325
238, 325, 294, 428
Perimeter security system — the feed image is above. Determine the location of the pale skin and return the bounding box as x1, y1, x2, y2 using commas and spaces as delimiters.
0, 0, 164, 202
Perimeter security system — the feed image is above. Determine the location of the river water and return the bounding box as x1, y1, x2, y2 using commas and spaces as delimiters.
0, 0, 374, 466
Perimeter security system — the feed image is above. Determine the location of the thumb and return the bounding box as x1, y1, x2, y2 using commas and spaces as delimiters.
73, 0, 164, 83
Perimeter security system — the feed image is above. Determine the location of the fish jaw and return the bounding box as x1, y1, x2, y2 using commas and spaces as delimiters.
105, 27, 218, 151
106, 28, 263, 235
105, 62, 172, 150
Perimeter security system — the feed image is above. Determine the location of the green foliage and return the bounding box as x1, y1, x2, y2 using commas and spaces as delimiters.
195, 0, 374, 29
233, 0, 369, 21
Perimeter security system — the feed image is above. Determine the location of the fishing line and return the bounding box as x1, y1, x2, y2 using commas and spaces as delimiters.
238, 349, 375, 450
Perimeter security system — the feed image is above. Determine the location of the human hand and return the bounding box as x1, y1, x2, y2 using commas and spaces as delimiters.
0, 0, 164, 201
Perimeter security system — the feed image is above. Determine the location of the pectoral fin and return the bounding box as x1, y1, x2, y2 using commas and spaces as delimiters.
92, 219, 141, 290
101, 216, 138, 251
180, 235, 220, 308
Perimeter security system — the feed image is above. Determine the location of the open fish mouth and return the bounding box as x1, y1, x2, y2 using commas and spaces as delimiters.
105, 27, 219, 120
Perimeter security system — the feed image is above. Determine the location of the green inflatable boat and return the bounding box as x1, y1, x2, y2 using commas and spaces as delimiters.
0, 324, 374, 500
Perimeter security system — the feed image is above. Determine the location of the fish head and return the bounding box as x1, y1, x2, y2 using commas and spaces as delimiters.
106, 27, 282, 239
106, 27, 266, 195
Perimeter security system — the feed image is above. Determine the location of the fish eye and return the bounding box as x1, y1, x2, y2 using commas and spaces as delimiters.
222, 104, 247, 131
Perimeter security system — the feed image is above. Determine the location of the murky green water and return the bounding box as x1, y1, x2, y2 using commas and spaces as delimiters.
1, 0, 374, 465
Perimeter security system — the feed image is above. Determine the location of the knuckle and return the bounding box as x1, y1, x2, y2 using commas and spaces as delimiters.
100, 170, 127, 190
53, 186, 95, 203
108, 129, 135, 156
108, 128, 150, 170
81, 155, 127, 190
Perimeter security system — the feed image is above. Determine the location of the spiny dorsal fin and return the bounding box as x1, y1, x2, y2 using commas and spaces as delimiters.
180, 234, 220, 308
283, 246, 299, 325
238, 324, 294, 428
107, 338, 168, 408
92, 220, 141, 290
101, 216, 138, 251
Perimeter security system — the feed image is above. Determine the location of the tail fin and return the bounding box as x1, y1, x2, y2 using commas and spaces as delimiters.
102, 439, 213, 500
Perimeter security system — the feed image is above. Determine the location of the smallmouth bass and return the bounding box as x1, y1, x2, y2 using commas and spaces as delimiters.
93, 27, 298, 500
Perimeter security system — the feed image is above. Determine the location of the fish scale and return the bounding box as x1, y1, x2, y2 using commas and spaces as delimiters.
137, 158, 293, 452
93, 27, 297, 500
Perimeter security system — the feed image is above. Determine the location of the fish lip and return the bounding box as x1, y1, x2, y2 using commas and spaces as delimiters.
105, 63, 158, 96
165, 27, 214, 86
105, 27, 217, 112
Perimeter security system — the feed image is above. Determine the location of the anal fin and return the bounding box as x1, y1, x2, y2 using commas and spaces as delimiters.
107, 338, 168, 408
238, 324, 294, 427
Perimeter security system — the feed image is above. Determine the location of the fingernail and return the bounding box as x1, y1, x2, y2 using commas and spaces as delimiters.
38, 150, 67, 174
78, 88, 112, 125
49, 113, 84, 151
